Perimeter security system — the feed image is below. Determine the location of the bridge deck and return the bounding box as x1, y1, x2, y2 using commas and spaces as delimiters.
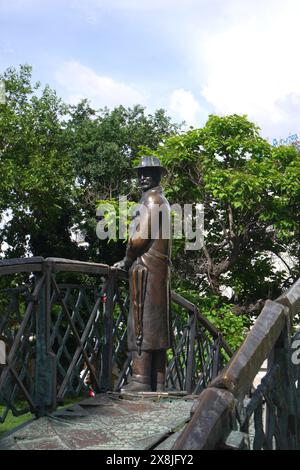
0, 392, 196, 450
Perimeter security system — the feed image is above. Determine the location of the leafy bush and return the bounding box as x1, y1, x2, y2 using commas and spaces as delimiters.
174, 288, 251, 351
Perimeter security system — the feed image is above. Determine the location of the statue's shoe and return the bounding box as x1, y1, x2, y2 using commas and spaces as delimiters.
121, 380, 151, 392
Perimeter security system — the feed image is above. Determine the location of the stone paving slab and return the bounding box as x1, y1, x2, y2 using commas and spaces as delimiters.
0, 392, 196, 450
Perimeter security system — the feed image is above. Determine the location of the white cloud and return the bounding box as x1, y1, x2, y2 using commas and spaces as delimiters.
169, 89, 207, 127
193, 0, 300, 138
83, 0, 300, 138
93, 0, 300, 138
55, 61, 146, 109
4, 0, 300, 138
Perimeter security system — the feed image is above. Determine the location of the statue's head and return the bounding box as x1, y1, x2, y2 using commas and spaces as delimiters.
134, 156, 167, 192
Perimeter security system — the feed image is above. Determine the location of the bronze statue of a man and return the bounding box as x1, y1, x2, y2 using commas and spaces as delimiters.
114, 156, 171, 392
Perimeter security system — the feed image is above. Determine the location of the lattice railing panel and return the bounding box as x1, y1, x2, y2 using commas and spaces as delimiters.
0, 277, 43, 423
0, 257, 231, 428
49, 282, 104, 401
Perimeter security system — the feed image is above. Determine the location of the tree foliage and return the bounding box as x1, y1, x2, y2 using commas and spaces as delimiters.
0, 65, 177, 262
155, 114, 300, 313
67, 100, 178, 262
0, 65, 76, 258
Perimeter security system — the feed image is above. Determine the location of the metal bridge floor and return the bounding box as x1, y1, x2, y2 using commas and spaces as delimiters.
0, 392, 196, 450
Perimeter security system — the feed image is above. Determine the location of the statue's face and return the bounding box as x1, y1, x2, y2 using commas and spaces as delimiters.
138, 168, 161, 192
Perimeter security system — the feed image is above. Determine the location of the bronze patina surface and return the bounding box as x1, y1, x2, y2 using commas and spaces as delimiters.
0, 392, 196, 450
114, 156, 172, 392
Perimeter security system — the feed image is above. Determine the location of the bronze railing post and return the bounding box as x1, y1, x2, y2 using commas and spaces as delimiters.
185, 309, 196, 393
100, 271, 116, 391
35, 260, 57, 417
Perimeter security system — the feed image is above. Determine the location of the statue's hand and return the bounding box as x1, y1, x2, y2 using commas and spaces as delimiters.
113, 259, 127, 270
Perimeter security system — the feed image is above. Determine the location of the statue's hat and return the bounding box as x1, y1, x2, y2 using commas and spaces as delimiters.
133, 156, 167, 175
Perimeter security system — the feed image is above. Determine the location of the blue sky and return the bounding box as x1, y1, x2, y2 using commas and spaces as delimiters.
1, 0, 300, 140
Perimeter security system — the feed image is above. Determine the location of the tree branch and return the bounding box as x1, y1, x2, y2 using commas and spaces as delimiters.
231, 299, 265, 317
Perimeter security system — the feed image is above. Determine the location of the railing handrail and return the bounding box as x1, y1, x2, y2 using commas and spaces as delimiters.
211, 278, 300, 397
209, 299, 287, 397
173, 277, 300, 449
0, 256, 113, 277
0, 256, 232, 355
171, 291, 232, 357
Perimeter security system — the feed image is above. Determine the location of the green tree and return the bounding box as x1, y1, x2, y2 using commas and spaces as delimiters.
67, 102, 178, 263
154, 114, 300, 316
0, 65, 77, 258
0, 65, 178, 263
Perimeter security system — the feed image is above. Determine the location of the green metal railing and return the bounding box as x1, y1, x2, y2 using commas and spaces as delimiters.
0, 257, 231, 426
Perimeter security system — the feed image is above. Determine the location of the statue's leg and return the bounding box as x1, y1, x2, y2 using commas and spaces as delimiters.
122, 351, 152, 392
151, 349, 166, 392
